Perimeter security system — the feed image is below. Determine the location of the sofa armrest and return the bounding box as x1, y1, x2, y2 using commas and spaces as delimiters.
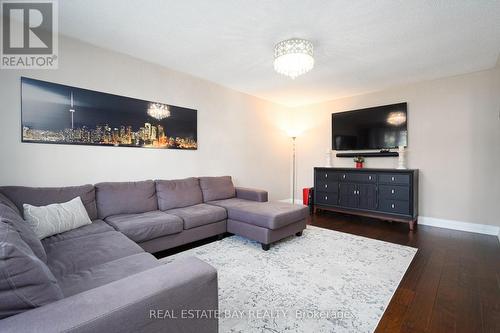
0, 257, 218, 333
235, 187, 268, 202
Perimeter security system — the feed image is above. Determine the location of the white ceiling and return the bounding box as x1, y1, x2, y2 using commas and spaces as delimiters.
59, 0, 500, 107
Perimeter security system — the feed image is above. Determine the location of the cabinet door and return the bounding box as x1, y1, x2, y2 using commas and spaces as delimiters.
358, 184, 377, 210
339, 183, 358, 208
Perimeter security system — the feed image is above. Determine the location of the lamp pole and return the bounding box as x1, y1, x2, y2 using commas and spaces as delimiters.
292, 136, 296, 205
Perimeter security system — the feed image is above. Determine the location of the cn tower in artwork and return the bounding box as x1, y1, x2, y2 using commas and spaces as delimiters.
69, 91, 75, 129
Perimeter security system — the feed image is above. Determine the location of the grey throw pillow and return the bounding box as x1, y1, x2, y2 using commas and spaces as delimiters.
23, 197, 92, 239
0, 222, 64, 319
0, 203, 47, 262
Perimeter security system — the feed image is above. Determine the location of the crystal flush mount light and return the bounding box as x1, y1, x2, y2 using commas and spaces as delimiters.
273, 38, 314, 79
147, 103, 171, 120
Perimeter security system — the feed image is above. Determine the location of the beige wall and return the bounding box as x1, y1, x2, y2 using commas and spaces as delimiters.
292, 66, 500, 227
0, 37, 291, 200
0, 36, 498, 227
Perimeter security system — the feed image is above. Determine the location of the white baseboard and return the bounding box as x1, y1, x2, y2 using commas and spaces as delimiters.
418, 216, 499, 236
279, 198, 306, 205
280, 198, 499, 241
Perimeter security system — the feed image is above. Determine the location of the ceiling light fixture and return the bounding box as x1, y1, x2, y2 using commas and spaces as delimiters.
147, 103, 171, 120
273, 38, 314, 79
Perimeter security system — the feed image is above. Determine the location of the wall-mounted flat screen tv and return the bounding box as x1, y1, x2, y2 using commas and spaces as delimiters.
332, 102, 408, 150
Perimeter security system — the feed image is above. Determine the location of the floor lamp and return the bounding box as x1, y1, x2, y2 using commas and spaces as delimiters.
291, 136, 296, 205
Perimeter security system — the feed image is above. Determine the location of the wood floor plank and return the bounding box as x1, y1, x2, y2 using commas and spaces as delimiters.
400, 247, 446, 333
427, 237, 459, 333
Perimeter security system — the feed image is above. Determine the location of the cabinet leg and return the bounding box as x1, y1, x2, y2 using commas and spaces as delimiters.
261, 243, 270, 251
409, 219, 417, 231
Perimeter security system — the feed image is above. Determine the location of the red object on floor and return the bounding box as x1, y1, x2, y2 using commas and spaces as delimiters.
356, 162, 363, 168
303, 188, 310, 205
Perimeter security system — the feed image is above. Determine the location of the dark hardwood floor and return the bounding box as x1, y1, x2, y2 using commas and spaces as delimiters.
156, 211, 500, 333
310, 211, 500, 333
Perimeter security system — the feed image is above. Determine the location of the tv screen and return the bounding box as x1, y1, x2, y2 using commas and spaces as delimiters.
332, 102, 407, 150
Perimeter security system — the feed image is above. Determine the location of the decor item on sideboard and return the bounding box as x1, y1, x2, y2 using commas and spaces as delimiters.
397, 145, 407, 169
325, 148, 332, 167
353, 156, 364, 168
21, 77, 197, 150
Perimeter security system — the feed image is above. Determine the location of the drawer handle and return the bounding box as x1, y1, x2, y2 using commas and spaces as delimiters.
343, 174, 346, 179
391, 203, 395, 209
391, 176, 395, 181
325, 174, 328, 178
325, 196, 328, 200
368, 176, 372, 180
353, 190, 356, 194
391, 189, 395, 194
325, 184, 328, 188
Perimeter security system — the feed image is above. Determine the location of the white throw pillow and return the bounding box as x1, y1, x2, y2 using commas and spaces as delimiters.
23, 197, 92, 239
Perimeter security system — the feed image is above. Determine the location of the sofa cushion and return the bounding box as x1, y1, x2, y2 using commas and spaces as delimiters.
105, 211, 183, 243
44, 231, 144, 280
208, 198, 308, 230
156, 178, 203, 210
41, 219, 114, 246
0, 203, 47, 263
56, 253, 159, 297
95, 180, 158, 219
166, 204, 227, 230
0, 192, 20, 215
23, 197, 92, 239
199, 176, 236, 202
0, 222, 64, 319
0, 185, 98, 221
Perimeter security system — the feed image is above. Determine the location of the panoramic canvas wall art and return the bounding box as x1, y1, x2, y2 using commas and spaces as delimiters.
21, 77, 197, 150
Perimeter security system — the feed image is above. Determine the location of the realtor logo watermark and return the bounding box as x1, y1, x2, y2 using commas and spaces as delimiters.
1, 0, 58, 69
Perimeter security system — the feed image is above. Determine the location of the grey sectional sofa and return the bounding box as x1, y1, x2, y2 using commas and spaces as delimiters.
0, 176, 307, 332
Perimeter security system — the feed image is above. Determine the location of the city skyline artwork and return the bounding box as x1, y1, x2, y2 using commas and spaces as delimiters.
21, 77, 198, 150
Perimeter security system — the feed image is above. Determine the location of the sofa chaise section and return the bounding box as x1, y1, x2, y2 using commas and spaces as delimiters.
200, 176, 308, 250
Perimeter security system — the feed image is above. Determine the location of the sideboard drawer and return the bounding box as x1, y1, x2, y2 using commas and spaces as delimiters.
378, 199, 410, 215
339, 172, 376, 183
315, 170, 339, 182
379, 185, 410, 201
315, 192, 338, 206
379, 173, 410, 185
316, 180, 339, 193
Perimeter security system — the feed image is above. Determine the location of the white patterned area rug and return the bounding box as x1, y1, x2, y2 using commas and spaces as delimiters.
161, 225, 417, 333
